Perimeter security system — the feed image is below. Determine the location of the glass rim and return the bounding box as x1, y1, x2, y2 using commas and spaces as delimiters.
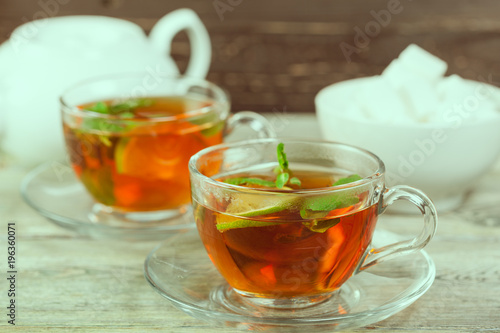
60, 72, 230, 122
188, 138, 386, 194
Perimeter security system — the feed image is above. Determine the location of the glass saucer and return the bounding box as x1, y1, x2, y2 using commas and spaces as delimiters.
144, 228, 436, 331
20, 161, 195, 240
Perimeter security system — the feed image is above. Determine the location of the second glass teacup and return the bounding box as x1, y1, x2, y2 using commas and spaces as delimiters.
61, 73, 274, 225
189, 139, 437, 309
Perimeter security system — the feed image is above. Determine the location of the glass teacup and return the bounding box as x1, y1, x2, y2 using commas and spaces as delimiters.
61, 73, 274, 224
189, 139, 437, 308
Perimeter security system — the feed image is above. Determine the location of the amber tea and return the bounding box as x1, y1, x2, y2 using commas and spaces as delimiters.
64, 96, 224, 212
194, 143, 378, 298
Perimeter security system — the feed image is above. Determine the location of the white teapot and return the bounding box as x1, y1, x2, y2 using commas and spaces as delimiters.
0, 8, 211, 167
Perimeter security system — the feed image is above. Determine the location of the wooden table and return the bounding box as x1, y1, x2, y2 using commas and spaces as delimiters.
1, 114, 500, 332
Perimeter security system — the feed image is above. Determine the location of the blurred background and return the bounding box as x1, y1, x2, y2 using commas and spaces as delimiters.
1, 0, 499, 113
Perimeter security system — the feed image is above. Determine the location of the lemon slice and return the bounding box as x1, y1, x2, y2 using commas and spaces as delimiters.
226, 194, 291, 217
216, 219, 282, 232
114, 137, 130, 174
114, 133, 205, 178
216, 194, 296, 232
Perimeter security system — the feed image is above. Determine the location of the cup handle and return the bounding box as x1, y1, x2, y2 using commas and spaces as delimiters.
358, 185, 438, 271
224, 111, 277, 139
149, 8, 211, 78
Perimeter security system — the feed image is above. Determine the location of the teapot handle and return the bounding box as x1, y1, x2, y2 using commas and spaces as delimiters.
149, 8, 211, 78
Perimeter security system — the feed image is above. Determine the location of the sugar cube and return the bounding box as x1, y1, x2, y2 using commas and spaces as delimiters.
399, 76, 440, 123
355, 76, 411, 124
398, 44, 448, 83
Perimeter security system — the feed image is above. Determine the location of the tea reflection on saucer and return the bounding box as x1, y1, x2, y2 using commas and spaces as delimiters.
144, 228, 435, 331
20, 161, 195, 240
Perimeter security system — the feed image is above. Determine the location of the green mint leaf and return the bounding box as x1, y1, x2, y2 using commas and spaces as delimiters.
299, 174, 362, 223
302, 195, 359, 213
224, 177, 276, 187
79, 98, 151, 134
300, 195, 359, 219
290, 177, 301, 187
333, 174, 362, 186
303, 218, 341, 233
201, 121, 224, 137
276, 143, 289, 172
79, 167, 115, 206
85, 98, 153, 115
81, 118, 129, 133
275, 172, 289, 188
87, 102, 109, 114
109, 98, 153, 114
79, 118, 136, 146
216, 219, 282, 232
188, 110, 224, 137
274, 143, 300, 188
98, 135, 112, 147
118, 111, 135, 118
79, 98, 150, 146
109, 104, 131, 113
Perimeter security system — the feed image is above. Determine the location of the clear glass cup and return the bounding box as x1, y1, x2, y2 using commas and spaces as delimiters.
189, 138, 438, 309
61, 73, 274, 225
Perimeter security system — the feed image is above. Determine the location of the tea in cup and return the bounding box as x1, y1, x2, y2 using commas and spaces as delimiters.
61, 74, 274, 224
189, 139, 437, 308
